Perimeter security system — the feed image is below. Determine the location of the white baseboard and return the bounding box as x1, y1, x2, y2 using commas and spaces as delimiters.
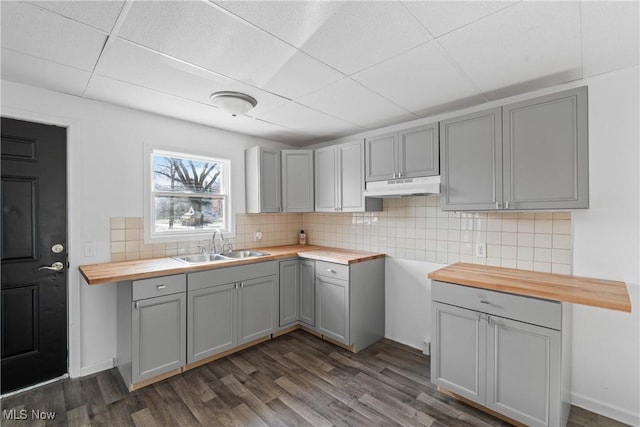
79, 359, 114, 377
572, 392, 639, 426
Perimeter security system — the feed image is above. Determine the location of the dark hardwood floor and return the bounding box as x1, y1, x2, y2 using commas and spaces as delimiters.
0, 330, 629, 426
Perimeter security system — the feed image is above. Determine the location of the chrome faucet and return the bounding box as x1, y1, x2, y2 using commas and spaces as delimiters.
211, 230, 224, 253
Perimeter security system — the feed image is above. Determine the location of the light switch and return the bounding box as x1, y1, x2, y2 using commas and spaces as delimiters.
84, 241, 97, 257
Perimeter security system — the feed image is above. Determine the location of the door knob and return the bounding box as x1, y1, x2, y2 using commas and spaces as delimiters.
38, 262, 64, 272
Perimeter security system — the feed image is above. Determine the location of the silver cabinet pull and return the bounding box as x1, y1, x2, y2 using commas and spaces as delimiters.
240, 282, 244, 288
328, 268, 336, 273
480, 300, 490, 304
134, 302, 139, 310
156, 284, 166, 290
39, 261, 64, 272
505, 200, 510, 209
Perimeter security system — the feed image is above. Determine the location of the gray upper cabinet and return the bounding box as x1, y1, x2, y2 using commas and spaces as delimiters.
503, 87, 588, 210
441, 87, 588, 211
245, 146, 281, 213
365, 123, 439, 182
440, 108, 503, 211
314, 140, 382, 213
282, 150, 314, 212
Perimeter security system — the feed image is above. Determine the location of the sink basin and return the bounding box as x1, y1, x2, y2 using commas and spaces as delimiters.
172, 254, 229, 264
219, 250, 268, 259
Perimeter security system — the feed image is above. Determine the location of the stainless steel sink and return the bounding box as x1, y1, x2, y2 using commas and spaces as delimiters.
219, 250, 268, 259
172, 254, 229, 264
173, 250, 268, 264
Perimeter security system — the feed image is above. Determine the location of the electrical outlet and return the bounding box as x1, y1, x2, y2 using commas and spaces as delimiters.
254, 231, 262, 241
475, 242, 487, 258
84, 241, 96, 257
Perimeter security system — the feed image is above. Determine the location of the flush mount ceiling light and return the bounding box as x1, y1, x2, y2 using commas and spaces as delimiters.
210, 91, 257, 117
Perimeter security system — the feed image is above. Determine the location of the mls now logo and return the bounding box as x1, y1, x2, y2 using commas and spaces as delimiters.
3, 409, 56, 420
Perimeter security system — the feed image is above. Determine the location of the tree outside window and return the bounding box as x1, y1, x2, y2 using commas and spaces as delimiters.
151, 150, 230, 236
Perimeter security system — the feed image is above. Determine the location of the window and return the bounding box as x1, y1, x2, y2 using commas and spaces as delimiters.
146, 149, 231, 241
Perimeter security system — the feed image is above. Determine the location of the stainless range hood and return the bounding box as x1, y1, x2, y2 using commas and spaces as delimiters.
363, 175, 441, 198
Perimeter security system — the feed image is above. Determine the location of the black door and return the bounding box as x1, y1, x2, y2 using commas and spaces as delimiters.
1, 117, 67, 394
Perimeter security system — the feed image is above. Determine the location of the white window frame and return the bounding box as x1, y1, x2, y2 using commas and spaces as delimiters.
144, 146, 233, 243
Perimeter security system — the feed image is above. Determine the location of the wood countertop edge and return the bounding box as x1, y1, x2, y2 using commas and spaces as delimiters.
79, 245, 385, 285
428, 263, 632, 313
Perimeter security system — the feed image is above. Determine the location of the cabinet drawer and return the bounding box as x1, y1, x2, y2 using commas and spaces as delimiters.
133, 274, 186, 301
315, 261, 349, 281
188, 261, 277, 291
432, 280, 561, 330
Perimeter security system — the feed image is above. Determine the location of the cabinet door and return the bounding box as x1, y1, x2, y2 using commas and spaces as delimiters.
282, 150, 314, 212
338, 140, 366, 212
431, 302, 486, 405
365, 132, 396, 182
279, 260, 299, 327
486, 316, 561, 427
259, 148, 281, 212
299, 260, 315, 327
238, 275, 277, 344
187, 283, 236, 363
398, 123, 439, 178
503, 87, 588, 210
314, 145, 337, 212
132, 293, 186, 383
316, 275, 349, 344
440, 108, 503, 211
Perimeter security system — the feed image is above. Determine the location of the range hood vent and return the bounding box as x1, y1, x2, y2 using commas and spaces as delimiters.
363, 175, 441, 198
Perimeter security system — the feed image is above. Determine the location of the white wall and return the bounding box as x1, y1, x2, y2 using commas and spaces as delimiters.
1, 80, 289, 376
571, 67, 639, 424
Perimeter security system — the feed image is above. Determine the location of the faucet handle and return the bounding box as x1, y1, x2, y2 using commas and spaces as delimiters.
197, 244, 208, 255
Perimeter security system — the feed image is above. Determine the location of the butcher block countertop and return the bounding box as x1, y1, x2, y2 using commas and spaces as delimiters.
428, 262, 631, 312
79, 245, 384, 285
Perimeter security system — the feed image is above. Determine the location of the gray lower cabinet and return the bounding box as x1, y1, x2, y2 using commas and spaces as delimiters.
431, 280, 569, 427
117, 274, 187, 389
441, 86, 588, 211
187, 261, 278, 364
365, 122, 439, 182
299, 259, 315, 327
279, 259, 300, 327
314, 258, 385, 351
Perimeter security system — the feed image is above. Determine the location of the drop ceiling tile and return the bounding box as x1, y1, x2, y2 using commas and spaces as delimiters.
117, 1, 300, 89
296, 2, 432, 75
403, 1, 517, 37
352, 42, 485, 117
260, 51, 346, 100
27, 0, 125, 33
438, 1, 582, 98
0, 1, 107, 71
95, 39, 289, 116
257, 101, 363, 137
213, 1, 343, 48
581, 1, 639, 78
1, 48, 91, 96
297, 78, 416, 129
85, 75, 305, 143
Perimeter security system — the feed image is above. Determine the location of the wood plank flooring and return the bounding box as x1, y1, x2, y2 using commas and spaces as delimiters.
0, 330, 628, 426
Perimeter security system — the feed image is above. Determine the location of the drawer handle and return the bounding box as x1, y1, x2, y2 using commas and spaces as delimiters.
328, 269, 336, 274
156, 284, 166, 290
480, 300, 490, 304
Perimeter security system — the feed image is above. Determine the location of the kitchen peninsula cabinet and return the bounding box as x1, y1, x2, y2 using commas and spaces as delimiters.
441, 86, 588, 211
315, 258, 384, 351
314, 140, 382, 213
365, 122, 439, 182
186, 261, 278, 365
117, 274, 187, 391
